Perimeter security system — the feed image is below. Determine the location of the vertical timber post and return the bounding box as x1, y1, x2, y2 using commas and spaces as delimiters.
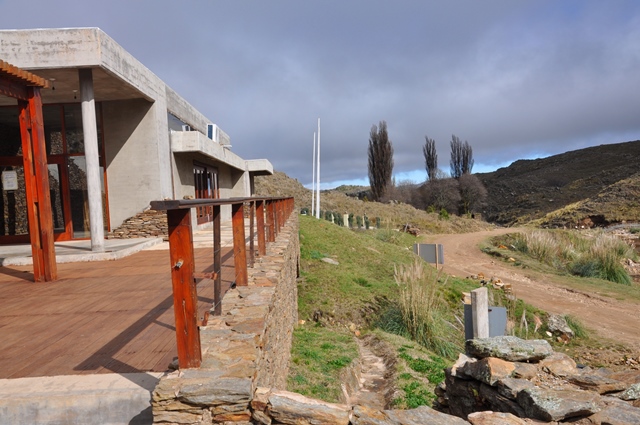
471, 287, 489, 339
19, 89, 57, 282
266, 200, 275, 242
256, 200, 266, 256
167, 208, 201, 368
232, 202, 248, 286
213, 205, 222, 316
249, 201, 255, 267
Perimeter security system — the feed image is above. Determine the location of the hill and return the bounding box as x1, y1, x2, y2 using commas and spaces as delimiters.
477, 140, 640, 226
254, 171, 493, 234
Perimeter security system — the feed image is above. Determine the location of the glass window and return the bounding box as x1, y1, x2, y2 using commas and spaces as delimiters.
43, 105, 64, 155
0, 165, 28, 236
64, 104, 84, 154
0, 107, 22, 156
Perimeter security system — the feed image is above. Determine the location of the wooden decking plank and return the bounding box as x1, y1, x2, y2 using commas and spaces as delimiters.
0, 246, 236, 378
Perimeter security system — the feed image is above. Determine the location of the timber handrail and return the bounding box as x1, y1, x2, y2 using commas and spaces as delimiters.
150, 196, 295, 369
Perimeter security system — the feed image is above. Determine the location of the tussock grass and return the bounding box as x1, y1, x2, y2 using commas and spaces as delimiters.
512, 229, 636, 285
386, 260, 462, 359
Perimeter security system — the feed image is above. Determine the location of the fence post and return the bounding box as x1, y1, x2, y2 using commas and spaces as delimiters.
213, 205, 222, 316
256, 200, 266, 256
232, 202, 248, 286
471, 287, 489, 339
267, 200, 275, 242
167, 208, 202, 368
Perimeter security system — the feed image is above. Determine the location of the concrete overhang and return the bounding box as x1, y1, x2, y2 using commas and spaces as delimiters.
245, 159, 273, 176
171, 130, 247, 172
0, 28, 163, 106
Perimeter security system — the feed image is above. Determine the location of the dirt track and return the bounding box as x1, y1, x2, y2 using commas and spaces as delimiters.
424, 228, 640, 351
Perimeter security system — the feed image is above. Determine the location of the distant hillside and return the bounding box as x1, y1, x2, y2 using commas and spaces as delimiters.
254, 171, 492, 234
478, 140, 640, 226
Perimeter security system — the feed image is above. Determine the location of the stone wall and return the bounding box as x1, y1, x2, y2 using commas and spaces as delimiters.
107, 209, 167, 239
152, 214, 299, 424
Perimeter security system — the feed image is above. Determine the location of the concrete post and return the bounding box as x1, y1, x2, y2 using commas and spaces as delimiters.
79, 68, 105, 252
471, 287, 489, 338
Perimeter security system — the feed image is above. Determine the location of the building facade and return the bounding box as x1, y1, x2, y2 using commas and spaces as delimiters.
0, 28, 272, 246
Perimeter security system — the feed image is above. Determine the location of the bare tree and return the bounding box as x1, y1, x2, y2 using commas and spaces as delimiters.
458, 173, 487, 215
368, 121, 394, 201
418, 177, 461, 213
423, 136, 438, 181
449, 135, 474, 178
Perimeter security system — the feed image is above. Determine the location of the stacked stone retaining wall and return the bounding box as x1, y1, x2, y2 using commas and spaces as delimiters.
152, 214, 299, 424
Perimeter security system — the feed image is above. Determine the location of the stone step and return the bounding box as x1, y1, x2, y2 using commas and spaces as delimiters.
0, 373, 162, 425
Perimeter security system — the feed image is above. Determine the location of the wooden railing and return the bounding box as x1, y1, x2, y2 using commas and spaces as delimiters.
150, 196, 295, 369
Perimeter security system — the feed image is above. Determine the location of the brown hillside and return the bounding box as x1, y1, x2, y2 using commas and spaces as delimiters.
477, 140, 640, 225
254, 171, 493, 234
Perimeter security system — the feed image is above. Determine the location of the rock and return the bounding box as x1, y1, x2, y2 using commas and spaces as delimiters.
321, 257, 340, 265
516, 387, 601, 421
540, 352, 578, 377
547, 315, 574, 339
467, 411, 528, 425
385, 405, 469, 425
352, 404, 471, 425
568, 371, 627, 395
619, 383, 640, 401
512, 362, 538, 380
496, 377, 536, 400
590, 397, 640, 425
466, 336, 553, 362
451, 353, 474, 378
267, 390, 350, 424
458, 357, 516, 386
178, 377, 252, 406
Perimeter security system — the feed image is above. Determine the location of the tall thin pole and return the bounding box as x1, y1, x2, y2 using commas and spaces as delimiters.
311, 132, 316, 217
315, 118, 321, 219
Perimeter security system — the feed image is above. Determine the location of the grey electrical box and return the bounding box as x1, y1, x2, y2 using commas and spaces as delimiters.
463, 305, 507, 340
413, 243, 444, 265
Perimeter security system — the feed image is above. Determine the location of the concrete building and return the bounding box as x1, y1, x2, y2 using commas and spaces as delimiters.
0, 28, 272, 249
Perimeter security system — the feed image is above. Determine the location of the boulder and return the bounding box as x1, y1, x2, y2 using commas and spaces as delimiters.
467, 411, 528, 425
266, 390, 350, 425
539, 352, 578, 378
547, 315, 574, 339
466, 336, 553, 362
516, 387, 601, 421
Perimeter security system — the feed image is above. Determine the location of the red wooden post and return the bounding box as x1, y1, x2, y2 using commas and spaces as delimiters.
256, 200, 266, 256
213, 205, 222, 316
18, 88, 57, 282
266, 200, 275, 242
232, 202, 248, 286
249, 201, 255, 267
167, 208, 201, 368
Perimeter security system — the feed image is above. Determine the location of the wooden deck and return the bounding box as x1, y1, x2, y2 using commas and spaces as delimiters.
0, 247, 234, 379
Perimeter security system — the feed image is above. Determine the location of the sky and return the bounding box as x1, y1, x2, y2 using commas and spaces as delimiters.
2, 1, 640, 189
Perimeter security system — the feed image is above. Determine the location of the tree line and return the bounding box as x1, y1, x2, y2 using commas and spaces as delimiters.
367, 121, 487, 216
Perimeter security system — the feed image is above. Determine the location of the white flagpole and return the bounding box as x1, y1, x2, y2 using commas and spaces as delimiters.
315, 118, 321, 219
311, 132, 316, 216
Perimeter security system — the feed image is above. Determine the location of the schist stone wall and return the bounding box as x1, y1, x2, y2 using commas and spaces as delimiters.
151, 214, 300, 424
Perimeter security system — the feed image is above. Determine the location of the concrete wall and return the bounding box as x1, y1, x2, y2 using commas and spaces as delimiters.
103, 99, 165, 228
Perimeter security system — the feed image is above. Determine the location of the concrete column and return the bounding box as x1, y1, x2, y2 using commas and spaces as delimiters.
471, 287, 489, 338
79, 68, 105, 252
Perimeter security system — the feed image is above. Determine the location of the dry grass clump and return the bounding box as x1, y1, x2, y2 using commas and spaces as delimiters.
514, 229, 637, 284
393, 260, 460, 358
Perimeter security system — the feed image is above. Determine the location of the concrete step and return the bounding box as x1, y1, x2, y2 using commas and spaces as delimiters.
0, 373, 162, 425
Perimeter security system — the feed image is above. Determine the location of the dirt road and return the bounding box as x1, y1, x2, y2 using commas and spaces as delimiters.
424, 228, 640, 351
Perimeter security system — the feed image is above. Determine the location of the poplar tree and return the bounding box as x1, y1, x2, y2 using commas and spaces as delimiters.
367, 121, 394, 201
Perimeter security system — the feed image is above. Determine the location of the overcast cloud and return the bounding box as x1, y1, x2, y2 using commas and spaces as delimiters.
2, 1, 640, 188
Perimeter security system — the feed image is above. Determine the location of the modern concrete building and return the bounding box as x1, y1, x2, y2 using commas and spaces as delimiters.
0, 28, 272, 249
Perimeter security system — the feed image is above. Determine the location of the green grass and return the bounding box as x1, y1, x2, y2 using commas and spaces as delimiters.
287, 326, 358, 402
